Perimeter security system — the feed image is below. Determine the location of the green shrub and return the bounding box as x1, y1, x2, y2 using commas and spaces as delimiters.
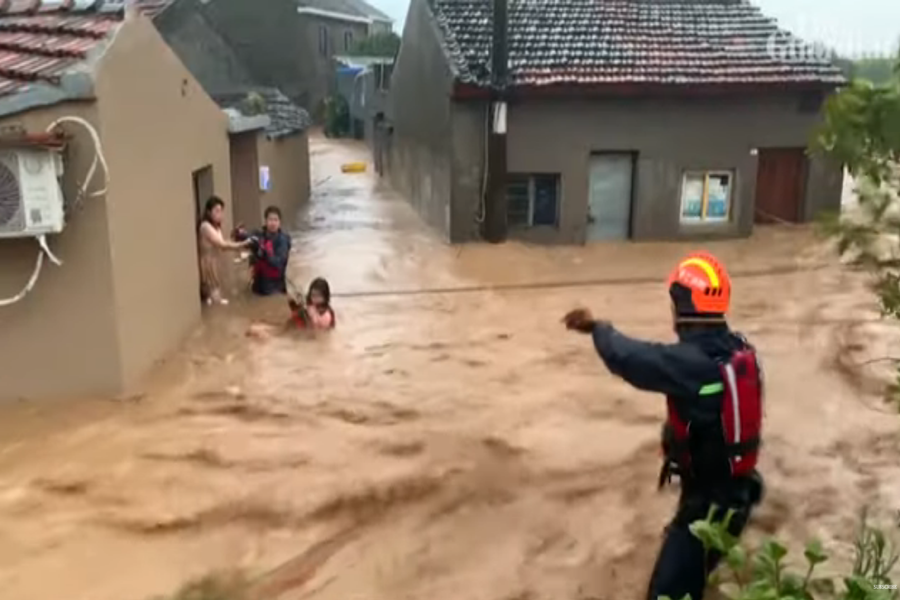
658, 507, 899, 600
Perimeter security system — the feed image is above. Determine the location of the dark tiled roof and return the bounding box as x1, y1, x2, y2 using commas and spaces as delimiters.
298, 0, 392, 22
432, 0, 846, 88
0, 1, 122, 97
214, 87, 312, 138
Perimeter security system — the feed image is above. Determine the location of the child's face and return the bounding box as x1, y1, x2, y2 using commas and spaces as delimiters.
309, 290, 325, 306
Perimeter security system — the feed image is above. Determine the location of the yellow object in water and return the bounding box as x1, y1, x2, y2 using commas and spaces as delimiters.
341, 162, 367, 173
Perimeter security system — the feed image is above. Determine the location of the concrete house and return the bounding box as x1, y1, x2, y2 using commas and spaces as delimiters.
157, 0, 393, 113
0, 0, 232, 401
334, 54, 393, 142
387, 0, 847, 244
137, 0, 312, 228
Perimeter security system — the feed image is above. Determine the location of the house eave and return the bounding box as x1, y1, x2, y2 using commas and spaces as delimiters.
296, 6, 381, 25
223, 108, 271, 134
0, 72, 96, 120
451, 79, 845, 100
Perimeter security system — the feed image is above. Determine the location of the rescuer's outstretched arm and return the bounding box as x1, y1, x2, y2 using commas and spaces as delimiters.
590, 322, 705, 398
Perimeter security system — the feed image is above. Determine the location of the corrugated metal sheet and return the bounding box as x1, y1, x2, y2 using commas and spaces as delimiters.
0, 1, 120, 97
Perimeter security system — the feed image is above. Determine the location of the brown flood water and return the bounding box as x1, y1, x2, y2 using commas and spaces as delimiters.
1, 135, 900, 600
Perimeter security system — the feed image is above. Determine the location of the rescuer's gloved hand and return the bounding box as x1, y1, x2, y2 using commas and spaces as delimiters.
562, 308, 597, 334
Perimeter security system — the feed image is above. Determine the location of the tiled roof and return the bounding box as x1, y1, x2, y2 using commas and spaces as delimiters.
134, 0, 176, 19
298, 0, 393, 22
0, 1, 122, 98
432, 0, 846, 88
214, 87, 312, 138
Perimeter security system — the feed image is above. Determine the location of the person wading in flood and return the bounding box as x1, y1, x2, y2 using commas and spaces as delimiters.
562, 252, 764, 600
243, 206, 292, 296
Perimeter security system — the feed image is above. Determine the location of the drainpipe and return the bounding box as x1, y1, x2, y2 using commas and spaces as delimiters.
482, 0, 508, 243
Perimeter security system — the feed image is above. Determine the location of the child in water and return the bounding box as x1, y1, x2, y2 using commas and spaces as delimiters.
289, 278, 335, 330
247, 277, 335, 339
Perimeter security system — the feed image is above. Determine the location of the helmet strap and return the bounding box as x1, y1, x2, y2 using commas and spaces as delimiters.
674, 315, 727, 325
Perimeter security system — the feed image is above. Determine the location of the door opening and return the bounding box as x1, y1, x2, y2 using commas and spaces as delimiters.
192, 166, 214, 303
587, 152, 636, 242
755, 148, 807, 224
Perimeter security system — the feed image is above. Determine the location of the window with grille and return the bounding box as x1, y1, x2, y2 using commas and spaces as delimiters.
506, 173, 560, 227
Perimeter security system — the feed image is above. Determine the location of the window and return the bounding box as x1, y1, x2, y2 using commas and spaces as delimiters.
680, 171, 733, 223
373, 63, 393, 90
506, 173, 560, 227
343, 30, 354, 51
318, 25, 329, 56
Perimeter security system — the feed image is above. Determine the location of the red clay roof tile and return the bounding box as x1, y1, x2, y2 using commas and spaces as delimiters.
433, 0, 847, 89
0, 1, 121, 98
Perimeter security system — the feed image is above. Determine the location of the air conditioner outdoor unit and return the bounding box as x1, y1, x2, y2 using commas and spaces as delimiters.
0, 149, 66, 239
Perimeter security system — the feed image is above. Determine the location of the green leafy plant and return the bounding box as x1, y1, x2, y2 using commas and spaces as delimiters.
239, 92, 267, 117
323, 94, 350, 138
658, 507, 899, 600
813, 52, 900, 402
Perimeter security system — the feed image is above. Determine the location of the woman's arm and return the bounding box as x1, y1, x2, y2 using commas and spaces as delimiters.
201, 222, 246, 251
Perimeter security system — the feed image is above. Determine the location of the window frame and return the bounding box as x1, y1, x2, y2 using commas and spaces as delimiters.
679, 170, 734, 224
343, 30, 354, 51
318, 25, 329, 56
506, 173, 561, 228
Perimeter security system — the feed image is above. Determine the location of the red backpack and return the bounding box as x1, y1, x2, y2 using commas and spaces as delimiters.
663, 349, 763, 479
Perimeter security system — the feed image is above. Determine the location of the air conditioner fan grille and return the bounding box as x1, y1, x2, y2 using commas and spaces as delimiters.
0, 159, 21, 228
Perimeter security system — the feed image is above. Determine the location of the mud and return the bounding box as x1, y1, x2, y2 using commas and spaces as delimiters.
0, 135, 900, 600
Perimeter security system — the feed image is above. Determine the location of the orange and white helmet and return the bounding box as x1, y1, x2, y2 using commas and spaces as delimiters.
667, 252, 731, 316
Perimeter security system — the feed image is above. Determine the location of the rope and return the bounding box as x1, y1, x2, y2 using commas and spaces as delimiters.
754, 207, 804, 227
326, 262, 832, 300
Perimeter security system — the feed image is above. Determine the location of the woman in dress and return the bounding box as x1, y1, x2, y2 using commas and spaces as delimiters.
198, 196, 249, 305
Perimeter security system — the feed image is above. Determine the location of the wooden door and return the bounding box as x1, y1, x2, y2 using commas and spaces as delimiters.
755, 148, 808, 224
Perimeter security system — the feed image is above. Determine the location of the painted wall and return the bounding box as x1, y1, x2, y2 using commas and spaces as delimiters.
450, 94, 843, 243
94, 15, 232, 389
257, 131, 311, 229
0, 102, 120, 400
229, 130, 260, 230
199, 0, 309, 106
384, 0, 454, 239
152, 0, 257, 96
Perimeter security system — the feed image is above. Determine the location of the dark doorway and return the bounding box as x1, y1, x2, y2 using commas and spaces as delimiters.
192, 165, 214, 224
755, 148, 808, 224
192, 165, 215, 303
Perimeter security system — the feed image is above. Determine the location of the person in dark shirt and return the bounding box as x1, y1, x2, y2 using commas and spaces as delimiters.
563, 252, 764, 600
240, 206, 292, 296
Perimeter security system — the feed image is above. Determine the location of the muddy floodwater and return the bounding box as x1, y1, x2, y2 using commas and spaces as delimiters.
2, 135, 900, 600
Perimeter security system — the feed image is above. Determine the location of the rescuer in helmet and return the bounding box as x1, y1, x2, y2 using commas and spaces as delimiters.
563, 252, 764, 600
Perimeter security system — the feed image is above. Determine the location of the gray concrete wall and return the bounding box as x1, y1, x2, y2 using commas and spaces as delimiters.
198, 0, 310, 107
450, 94, 843, 244
385, 0, 454, 238
152, 0, 256, 96
449, 101, 487, 243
